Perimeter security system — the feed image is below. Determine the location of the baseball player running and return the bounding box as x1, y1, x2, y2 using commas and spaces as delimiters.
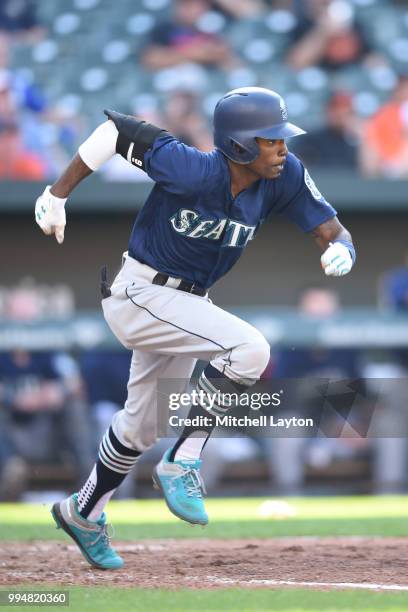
35, 87, 355, 570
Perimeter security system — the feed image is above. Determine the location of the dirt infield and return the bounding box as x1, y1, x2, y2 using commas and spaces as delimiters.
1, 538, 408, 591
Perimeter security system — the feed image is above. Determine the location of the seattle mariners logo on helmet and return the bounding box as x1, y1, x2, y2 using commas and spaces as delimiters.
280, 98, 288, 121
213, 87, 305, 164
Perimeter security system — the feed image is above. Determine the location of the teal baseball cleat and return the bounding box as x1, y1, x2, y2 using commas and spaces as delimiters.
51, 493, 124, 570
152, 449, 208, 525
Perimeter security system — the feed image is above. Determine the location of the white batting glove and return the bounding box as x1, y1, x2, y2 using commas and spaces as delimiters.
35, 185, 67, 244
321, 242, 353, 277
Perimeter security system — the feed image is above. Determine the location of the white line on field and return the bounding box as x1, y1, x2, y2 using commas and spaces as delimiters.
196, 576, 408, 592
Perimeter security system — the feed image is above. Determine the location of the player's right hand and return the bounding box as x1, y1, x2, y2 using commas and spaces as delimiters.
35, 185, 67, 244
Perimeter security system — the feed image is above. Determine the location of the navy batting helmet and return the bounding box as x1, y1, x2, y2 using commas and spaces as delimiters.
213, 87, 306, 164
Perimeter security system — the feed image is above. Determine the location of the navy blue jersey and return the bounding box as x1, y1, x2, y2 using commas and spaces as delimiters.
0, 352, 60, 383
80, 350, 131, 406
128, 136, 337, 289
0, 351, 62, 416
273, 348, 361, 379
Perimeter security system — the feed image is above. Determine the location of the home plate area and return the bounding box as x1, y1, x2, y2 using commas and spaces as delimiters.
2, 537, 408, 591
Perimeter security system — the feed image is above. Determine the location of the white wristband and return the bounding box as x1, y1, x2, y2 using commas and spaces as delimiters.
45, 185, 67, 207
78, 120, 119, 171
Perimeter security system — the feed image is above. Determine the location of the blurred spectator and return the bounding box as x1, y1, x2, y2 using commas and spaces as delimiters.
262, 285, 364, 494
367, 365, 408, 494
0, 32, 82, 176
80, 350, 132, 444
370, 253, 408, 493
381, 251, 408, 313
379, 250, 408, 386
360, 75, 408, 178
163, 90, 213, 151
0, 0, 45, 42
0, 71, 18, 124
287, 0, 375, 72
0, 62, 76, 178
79, 350, 135, 498
0, 33, 10, 70
141, 0, 239, 72
0, 65, 49, 161
0, 278, 75, 320
292, 90, 361, 170
210, 0, 266, 19
0, 120, 47, 180
0, 43, 47, 116
0, 405, 25, 500
0, 350, 93, 500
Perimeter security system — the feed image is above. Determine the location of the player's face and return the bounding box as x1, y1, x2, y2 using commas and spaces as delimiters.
249, 138, 288, 179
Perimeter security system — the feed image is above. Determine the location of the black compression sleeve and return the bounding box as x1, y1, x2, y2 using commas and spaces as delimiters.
104, 109, 168, 170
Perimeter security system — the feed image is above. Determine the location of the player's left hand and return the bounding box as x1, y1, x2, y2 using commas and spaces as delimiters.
35, 185, 67, 244
321, 242, 353, 277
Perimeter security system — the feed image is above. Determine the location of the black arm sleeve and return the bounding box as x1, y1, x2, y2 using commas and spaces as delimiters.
103, 109, 168, 171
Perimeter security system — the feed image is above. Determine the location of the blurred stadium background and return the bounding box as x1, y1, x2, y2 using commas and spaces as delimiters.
0, 0, 407, 505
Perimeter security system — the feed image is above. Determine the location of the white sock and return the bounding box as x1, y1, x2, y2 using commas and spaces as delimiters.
87, 489, 116, 521
77, 466, 117, 522
173, 435, 208, 461
76, 427, 140, 520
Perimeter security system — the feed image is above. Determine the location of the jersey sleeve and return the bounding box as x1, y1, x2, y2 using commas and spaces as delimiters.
144, 135, 213, 195
272, 153, 337, 232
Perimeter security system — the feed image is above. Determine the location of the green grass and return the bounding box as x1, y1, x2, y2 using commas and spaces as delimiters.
0, 495, 407, 540
2, 496, 408, 611
2, 587, 408, 612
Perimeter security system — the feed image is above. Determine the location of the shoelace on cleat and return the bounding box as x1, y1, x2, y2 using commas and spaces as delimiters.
90, 523, 114, 548
178, 467, 207, 498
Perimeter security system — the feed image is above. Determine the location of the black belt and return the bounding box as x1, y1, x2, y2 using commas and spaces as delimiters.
152, 272, 207, 296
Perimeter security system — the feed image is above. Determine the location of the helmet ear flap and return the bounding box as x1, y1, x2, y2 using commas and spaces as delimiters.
231, 139, 245, 155
229, 137, 258, 164
230, 138, 259, 164
214, 131, 259, 164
